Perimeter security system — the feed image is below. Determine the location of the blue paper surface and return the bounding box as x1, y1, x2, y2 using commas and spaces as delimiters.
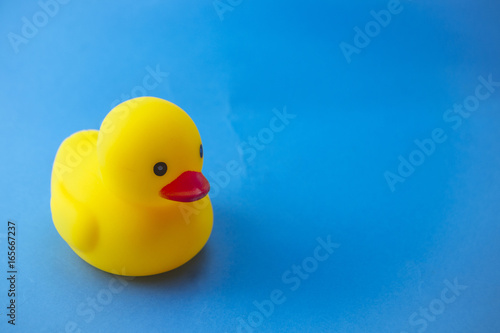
1, 0, 499, 332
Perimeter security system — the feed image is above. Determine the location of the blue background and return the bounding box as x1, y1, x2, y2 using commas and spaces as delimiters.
1, 0, 499, 332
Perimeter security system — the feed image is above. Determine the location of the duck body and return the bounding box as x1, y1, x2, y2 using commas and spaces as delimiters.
51, 97, 213, 276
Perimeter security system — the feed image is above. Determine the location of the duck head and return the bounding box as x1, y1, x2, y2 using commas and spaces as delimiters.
97, 97, 209, 206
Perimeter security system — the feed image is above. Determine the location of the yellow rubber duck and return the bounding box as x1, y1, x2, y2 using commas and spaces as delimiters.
50, 97, 213, 276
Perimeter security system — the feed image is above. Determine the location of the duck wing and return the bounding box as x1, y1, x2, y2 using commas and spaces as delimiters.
51, 130, 100, 252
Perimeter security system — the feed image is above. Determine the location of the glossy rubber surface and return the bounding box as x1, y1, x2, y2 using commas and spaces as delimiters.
51, 97, 213, 276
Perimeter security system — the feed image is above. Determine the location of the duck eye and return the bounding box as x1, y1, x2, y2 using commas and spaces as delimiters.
200, 144, 203, 158
153, 162, 167, 176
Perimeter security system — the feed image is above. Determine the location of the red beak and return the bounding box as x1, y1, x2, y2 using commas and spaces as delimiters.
160, 171, 210, 202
